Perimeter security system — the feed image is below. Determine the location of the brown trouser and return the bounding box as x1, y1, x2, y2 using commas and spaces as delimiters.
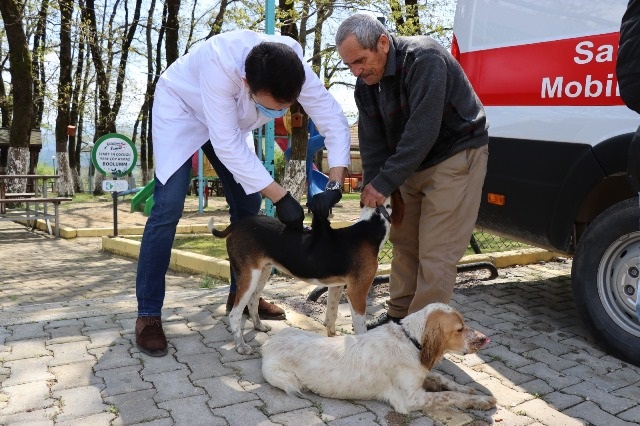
387, 145, 489, 317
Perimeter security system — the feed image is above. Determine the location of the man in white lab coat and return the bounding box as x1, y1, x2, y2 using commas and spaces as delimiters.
135, 30, 351, 357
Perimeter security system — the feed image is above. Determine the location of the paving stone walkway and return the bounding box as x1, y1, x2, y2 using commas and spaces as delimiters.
1, 220, 639, 425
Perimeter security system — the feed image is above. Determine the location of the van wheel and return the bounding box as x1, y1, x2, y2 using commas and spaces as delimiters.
572, 198, 640, 366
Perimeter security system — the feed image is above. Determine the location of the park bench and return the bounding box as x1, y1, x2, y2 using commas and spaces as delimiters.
0, 197, 72, 237
0, 174, 70, 237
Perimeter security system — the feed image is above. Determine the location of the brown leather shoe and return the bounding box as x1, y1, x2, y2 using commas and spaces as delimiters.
135, 316, 168, 357
225, 293, 286, 320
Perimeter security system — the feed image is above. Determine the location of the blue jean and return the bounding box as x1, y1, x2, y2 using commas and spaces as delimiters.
136, 141, 262, 317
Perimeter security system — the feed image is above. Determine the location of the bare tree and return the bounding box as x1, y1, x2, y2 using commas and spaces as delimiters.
276, 1, 309, 202
0, 0, 33, 192
31, 0, 48, 131
136, 0, 162, 184
54, 0, 75, 196
0, 51, 10, 129
68, 12, 87, 192
206, 0, 231, 40
0, 51, 11, 174
165, 0, 181, 66
278, 0, 339, 196
82, 0, 143, 193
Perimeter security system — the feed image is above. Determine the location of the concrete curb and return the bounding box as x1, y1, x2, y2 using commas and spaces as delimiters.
101, 235, 563, 280
21, 218, 216, 238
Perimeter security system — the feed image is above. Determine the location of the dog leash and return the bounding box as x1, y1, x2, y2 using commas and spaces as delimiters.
376, 205, 391, 222
400, 324, 422, 350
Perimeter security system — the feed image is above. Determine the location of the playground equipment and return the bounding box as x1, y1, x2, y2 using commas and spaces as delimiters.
130, 178, 155, 216
129, 153, 217, 216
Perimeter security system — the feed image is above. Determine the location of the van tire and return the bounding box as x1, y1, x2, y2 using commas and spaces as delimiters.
572, 197, 640, 366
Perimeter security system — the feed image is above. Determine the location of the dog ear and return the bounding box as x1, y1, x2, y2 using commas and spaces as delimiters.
390, 190, 404, 226
420, 315, 445, 370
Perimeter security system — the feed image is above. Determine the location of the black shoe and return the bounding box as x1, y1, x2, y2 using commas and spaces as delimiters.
366, 312, 402, 330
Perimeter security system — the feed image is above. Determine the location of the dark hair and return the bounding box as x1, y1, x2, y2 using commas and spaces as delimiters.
245, 42, 306, 103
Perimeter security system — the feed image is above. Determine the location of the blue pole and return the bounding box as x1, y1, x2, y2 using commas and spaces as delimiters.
263, 0, 276, 217
265, 0, 275, 34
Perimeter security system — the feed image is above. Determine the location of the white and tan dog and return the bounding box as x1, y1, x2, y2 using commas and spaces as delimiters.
261, 303, 496, 413
210, 192, 403, 354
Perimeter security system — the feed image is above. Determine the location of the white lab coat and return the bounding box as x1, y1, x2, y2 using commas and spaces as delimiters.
152, 29, 351, 194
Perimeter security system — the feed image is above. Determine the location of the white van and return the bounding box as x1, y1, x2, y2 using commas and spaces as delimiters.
453, 0, 640, 364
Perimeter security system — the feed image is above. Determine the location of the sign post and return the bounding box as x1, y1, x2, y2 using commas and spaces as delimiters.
91, 133, 138, 236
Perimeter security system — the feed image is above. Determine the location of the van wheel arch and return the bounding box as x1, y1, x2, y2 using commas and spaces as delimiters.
572, 197, 640, 366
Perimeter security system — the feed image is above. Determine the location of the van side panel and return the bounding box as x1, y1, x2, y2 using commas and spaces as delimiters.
478, 138, 602, 251
548, 145, 610, 251
455, 0, 638, 254
592, 133, 635, 176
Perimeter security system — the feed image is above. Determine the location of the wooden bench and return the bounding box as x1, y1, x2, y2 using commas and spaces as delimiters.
3, 192, 36, 199
0, 197, 72, 237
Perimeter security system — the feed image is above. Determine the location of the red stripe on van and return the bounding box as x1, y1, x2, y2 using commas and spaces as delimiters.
458, 32, 624, 106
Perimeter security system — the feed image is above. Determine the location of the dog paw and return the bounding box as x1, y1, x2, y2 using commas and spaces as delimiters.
468, 395, 497, 410
236, 343, 254, 355
256, 323, 271, 332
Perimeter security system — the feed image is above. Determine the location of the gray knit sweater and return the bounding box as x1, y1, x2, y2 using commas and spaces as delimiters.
355, 35, 489, 196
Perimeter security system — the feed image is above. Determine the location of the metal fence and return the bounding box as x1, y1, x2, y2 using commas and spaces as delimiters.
378, 229, 530, 263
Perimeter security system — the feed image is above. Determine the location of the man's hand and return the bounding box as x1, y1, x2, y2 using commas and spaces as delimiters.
275, 192, 304, 231
360, 183, 386, 208
310, 190, 342, 218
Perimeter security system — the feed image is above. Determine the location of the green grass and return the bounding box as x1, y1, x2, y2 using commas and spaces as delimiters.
340, 192, 362, 201
172, 235, 229, 258
126, 235, 229, 259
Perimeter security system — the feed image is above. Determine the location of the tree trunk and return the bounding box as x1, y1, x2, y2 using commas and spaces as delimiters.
165, 0, 180, 66
279, 0, 299, 40
277, 7, 308, 201
206, 0, 229, 39
55, 152, 75, 195
69, 35, 86, 192
31, 0, 49, 130
0, 55, 10, 128
405, 0, 421, 35
390, 0, 405, 31
139, 0, 157, 185
55, 0, 75, 197
0, 0, 33, 193
282, 102, 309, 202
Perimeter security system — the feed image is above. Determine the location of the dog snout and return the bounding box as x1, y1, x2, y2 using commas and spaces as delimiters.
465, 329, 490, 354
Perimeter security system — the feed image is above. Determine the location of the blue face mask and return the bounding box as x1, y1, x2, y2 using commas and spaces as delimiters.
255, 101, 288, 119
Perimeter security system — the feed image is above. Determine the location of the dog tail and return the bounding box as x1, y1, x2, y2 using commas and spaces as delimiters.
208, 217, 232, 238
261, 361, 305, 398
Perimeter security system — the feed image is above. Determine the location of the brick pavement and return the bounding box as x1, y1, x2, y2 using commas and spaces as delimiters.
1, 220, 640, 425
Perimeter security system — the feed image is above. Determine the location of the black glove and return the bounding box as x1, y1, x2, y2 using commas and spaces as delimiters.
275, 192, 304, 231
309, 189, 342, 219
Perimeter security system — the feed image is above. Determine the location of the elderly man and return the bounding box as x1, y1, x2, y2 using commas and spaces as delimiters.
335, 14, 489, 328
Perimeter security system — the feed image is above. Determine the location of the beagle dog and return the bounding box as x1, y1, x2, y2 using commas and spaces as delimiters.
261, 303, 496, 413
209, 192, 402, 355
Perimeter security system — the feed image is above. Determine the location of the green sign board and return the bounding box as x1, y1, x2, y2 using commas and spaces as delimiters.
91, 133, 138, 177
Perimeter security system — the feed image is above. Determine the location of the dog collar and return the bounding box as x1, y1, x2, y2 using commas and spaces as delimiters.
376, 205, 391, 222
400, 324, 422, 350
